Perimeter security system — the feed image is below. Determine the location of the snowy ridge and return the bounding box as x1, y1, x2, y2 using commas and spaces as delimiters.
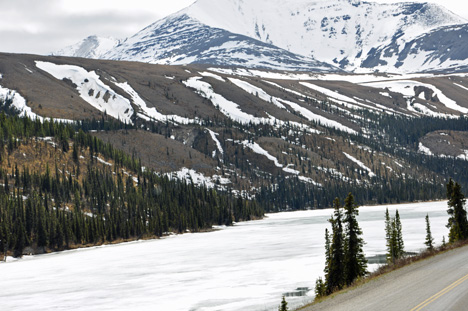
103, 14, 335, 71
53, 36, 121, 59
35, 61, 134, 124
175, 0, 467, 72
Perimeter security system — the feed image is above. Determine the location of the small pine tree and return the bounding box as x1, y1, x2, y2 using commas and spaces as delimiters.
425, 214, 434, 251
314, 277, 326, 299
279, 296, 288, 311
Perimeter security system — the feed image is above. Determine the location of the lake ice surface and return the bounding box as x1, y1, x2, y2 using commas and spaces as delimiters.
0, 201, 449, 311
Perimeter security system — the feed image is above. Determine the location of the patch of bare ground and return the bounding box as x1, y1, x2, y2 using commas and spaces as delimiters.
93, 129, 218, 175
420, 130, 468, 157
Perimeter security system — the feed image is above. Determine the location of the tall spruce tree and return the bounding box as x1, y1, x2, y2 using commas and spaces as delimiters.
425, 214, 434, 251
446, 179, 468, 243
343, 193, 367, 286
324, 228, 331, 277
395, 210, 404, 259
384, 208, 395, 263
385, 209, 404, 263
326, 198, 345, 294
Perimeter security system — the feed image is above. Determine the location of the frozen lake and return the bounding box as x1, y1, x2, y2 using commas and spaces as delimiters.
1, 201, 449, 311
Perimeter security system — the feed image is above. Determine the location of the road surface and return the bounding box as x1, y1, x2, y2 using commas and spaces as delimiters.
300, 245, 468, 311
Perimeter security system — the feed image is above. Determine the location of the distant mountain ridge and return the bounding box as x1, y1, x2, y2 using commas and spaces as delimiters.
53, 35, 121, 59
105, 14, 337, 72
53, 0, 468, 73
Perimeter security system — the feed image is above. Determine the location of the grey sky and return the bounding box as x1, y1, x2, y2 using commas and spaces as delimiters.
0, 0, 466, 55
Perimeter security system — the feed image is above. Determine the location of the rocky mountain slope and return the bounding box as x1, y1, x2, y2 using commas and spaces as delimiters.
55, 0, 468, 73
2, 53, 468, 208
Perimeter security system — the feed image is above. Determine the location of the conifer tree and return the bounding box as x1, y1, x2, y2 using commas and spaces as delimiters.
314, 277, 326, 299
13, 219, 27, 258
343, 193, 367, 286
316, 228, 331, 299
395, 210, 404, 259
384, 208, 395, 263
446, 179, 468, 243
324, 228, 330, 277
385, 209, 404, 263
425, 214, 434, 251
326, 198, 345, 294
278, 296, 288, 311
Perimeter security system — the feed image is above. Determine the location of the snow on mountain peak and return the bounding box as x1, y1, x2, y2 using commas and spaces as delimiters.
181, 0, 466, 70
53, 35, 122, 59
53, 0, 468, 73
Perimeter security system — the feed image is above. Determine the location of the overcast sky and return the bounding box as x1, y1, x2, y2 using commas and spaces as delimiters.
0, 0, 466, 55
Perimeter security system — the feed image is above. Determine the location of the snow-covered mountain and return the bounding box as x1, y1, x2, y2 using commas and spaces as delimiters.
362, 23, 468, 73
178, 0, 466, 71
53, 35, 121, 59
55, 0, 468, 73
105, 14, 336, 72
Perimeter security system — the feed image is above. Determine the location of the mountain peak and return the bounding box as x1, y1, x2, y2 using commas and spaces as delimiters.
54, 0, 468, 73
53, 35, 121, 59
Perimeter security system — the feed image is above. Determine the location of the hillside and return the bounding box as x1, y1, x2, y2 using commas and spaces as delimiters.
2, 53, 468, 210
0, 113, 262, 258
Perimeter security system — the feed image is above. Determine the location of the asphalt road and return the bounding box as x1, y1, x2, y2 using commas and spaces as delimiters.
300, 245, 468, 311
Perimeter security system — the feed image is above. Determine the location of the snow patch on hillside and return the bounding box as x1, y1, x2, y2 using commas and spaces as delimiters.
200, 72, 225, 82
242, 140, 319, 185
418, 143, 433, 156
229, 78, 286, 110
35, 61, 134, 124
230, 78, 356, 134
183, 77, 312, 131
166, 168, 231, 189
113, 81, 196, 124
343, 152, 376, 178
0, 85, 73, 123
300, 82, 381, 112
242, 140, 283, 168
364, 80, 468, 114
206, 129, 224, 157
0, 86, 40, 120
184, 77, 264, 124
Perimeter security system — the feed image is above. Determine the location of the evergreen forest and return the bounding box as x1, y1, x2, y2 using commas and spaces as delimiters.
0, 112, 263, 258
